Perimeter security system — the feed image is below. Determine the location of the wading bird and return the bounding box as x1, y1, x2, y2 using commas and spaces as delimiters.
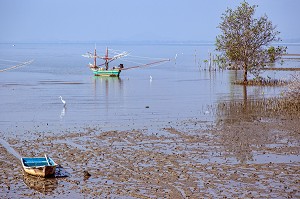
59, 96, 66, 106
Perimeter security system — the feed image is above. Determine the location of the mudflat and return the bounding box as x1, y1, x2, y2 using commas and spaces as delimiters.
0, 112, 299, 198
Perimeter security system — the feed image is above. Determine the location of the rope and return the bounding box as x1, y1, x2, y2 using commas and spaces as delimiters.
0, 60, 34, 72
122, 58, 146, 65
127, 55, 167, 60
121, 59, 170, 70
108, 48, 168, 60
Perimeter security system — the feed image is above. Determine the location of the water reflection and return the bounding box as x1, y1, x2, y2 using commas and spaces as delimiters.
93, 76, 123, 96
60, 107, 66, 120
215, 89, 276, 163
22, 173, 58, 194
92, 76, 124, 112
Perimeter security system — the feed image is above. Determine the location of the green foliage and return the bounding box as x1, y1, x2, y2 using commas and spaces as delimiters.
268, 46, 276, 63
215, 1, 286, 83
215, 54, 227, 69
268, 46, 286, 63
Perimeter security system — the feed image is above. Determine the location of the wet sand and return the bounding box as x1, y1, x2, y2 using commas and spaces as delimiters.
0, 112, 299, 198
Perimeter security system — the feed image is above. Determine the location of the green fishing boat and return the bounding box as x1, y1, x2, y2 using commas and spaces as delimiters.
83, 47, 127, 77
83, 46, 170, 77
91, 67, 122, 77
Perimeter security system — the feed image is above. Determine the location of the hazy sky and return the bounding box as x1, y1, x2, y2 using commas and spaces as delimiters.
0, 0, 299, 42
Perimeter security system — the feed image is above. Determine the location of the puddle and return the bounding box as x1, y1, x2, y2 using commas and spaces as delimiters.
251, 153, 299, 164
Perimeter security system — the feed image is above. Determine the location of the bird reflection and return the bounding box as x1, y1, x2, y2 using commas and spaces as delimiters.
60, 107, 66, 119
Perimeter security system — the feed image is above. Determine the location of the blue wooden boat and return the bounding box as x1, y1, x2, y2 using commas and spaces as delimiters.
21, 155, 57, 177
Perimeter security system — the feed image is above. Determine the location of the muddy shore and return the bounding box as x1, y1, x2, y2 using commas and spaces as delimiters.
0, 107, 299, 199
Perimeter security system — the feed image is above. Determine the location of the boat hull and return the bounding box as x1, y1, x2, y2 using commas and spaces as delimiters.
92, 69, 121, 77
21, 157, 57, 178
23, 166, 56, 177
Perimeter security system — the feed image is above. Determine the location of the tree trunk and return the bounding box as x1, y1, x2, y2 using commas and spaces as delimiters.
243, 64, 248, 84
242, 85, 248, 112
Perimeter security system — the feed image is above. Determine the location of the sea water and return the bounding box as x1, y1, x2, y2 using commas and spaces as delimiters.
0, 43, 298, 135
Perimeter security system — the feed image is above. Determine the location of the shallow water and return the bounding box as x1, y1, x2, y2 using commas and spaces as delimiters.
1, 43, 298, 135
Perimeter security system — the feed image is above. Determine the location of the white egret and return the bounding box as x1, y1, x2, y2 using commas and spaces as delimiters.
150, 75, 152, 81
59, 96, 66, 106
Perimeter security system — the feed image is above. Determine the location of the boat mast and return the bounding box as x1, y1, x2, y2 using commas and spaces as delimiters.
105, 47, 109, 70
82, 46, 129, 70
94, 48, 97, 68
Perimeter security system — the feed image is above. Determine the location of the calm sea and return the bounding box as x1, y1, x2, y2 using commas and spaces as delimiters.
0, 43, 299, 135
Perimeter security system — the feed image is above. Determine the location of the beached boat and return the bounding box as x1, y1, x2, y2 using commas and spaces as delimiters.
83, 46, 170, 77
21, 155, 57, 177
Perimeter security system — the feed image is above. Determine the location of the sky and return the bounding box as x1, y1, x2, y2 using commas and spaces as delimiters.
0, 0, 300, 43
